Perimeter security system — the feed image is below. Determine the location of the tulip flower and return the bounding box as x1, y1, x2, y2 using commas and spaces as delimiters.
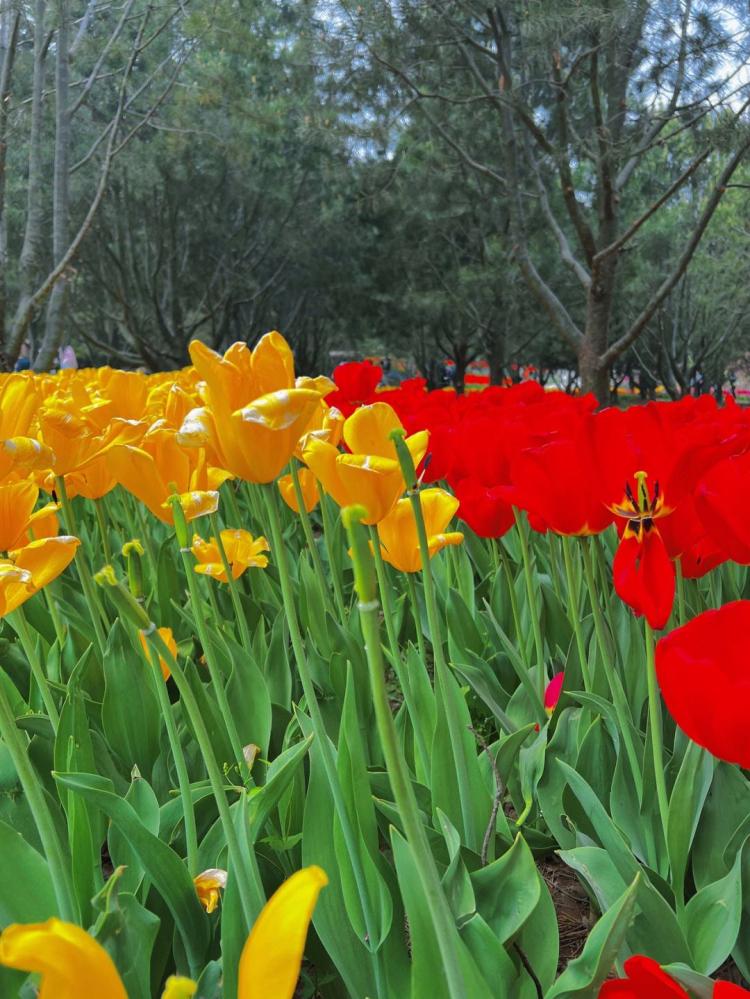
0, 918, 128, 999
193, 868, 227, 913
0, 478, 60, 551
0, 536, 79, 616
598, 954, 749, 997
655, 600, 750, 768
324, 359, 382, 416
0, 866, 327, 998
611, 471, 674, 630
38, 406, 143, 477
176, 335, 324, 483
278, 468, 319, 513
303, 402, 428, 525
377, 487, 463, 573
544, 672, 564, 715
139, 625, 178, 681
108, 423, 230, 524
238, 865, 328, 999
191, 529, 270, 581
696, 451, 750, 564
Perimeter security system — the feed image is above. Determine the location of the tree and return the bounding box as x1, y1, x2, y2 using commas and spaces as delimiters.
328, 0, 750, 401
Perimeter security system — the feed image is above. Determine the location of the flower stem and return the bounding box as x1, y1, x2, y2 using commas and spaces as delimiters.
9, 606, 60, 730
405, 572, 426, 663
580, 538, 643, 797
561, 535, 592, 692
513, 509, 546, 702
0, 671, 77, 920
318, 486, 347, 621
208, 512, 252, 654
290, 461, 336, 618
138, 635, 199, 877
261, 485, 387, 996
55, 476, 108, 656
645, 621, 670, 852
147, 628, 262, 926
346, 509, 466, 999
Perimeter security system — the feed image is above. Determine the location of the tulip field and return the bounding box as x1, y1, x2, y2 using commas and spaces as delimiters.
3, 334, 750, 998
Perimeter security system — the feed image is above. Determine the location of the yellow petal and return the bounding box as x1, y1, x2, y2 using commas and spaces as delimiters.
301, 438, 350, 510
342, 403, 404, 459
420, 488, 460, 536
161, 976, 197, 999
278, 470, 319, 514
250, 331, 296, 395
0, 919, 128, 999
238, 866, 328, 999
0, 562, 35, 616
336, 454, 404, 524
167, 490, 220, 523
0, 478, 38, 551
11, 536, 80, 593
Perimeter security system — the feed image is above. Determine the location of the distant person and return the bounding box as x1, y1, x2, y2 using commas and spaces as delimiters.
59, 345, 78, 370
14, 340, 31, 371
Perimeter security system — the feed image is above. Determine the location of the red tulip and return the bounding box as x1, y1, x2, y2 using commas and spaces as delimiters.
656, 601, 750, 768
326, 361, 382, 416
454, 478, 514, 539
598, 955, 690, 997
696, 451, 750, 564
611, 471, 675, 630
544, 672, 564, 715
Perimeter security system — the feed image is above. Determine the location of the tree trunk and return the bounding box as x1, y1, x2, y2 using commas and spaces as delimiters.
36, 0, 71, 371
579, 255, 618, 405
0, 6, 20, 361
8, 0, 47, 365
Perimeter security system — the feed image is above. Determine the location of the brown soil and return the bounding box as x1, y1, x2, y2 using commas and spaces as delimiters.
539, 854, 594, 974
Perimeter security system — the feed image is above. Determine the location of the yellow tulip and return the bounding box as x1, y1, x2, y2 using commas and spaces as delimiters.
191, 529, 269, 581
377, 487, 464, 573
0, 536, 80, 615
0, 866, 327, 999
39, 406, 143, 477
0, 918, 128, 999
278, 468, 319, 513
238, 865, 328, 999
177, 335, 324, 483
108, 423, 230, 524
302, 402, 428, 525
193, 868, 228, 914
139, 626, 178, 681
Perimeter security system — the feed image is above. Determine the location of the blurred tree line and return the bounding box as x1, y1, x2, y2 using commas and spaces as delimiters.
0, 0, 749, 401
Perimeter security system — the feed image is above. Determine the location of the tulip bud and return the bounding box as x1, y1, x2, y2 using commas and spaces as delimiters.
122, 538, 145, 599
166, 486, 190, 548
95, 563, 152, 630
389, 427, 417, 491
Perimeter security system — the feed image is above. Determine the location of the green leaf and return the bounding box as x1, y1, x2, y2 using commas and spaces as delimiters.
101, 620, 161, 778
667, 741, 714, 904
545, 874, 640, 999
471, 833, 540, 945
0, 819, 57, 924
54, 771, 209, 976
109, 770, 160, 895
683, 838, 746, 974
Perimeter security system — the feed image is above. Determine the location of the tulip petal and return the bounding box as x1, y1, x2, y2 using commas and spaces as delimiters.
238, 866, 328, 999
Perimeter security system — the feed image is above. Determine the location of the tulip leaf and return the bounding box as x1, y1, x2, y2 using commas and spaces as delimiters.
545, 873, 639, 998
108, 770, 160, 896
53, 771, 209, 976
92, 887, 161, 999
101, 620, 161, 778
471, 833, 540, 945
451, 652, 516, 735
682, 837, 746, 974
0, 818, 57, 923
667, 740, 715, 905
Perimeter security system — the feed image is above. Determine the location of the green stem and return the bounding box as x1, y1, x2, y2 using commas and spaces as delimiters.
261, 485, 386, 997
55, 476, 108, 656
208, 512, 252, 654
561, 536, 592, 692
176, 538, 251, 785
0, 672, 77, 920
148, 629, 261, 927
290, 462, 337, 618
43, 585, 67, 647
405, 572, 426, 663
318, 486, 347, 621
140, 635, 199, 877
369, 527, 430, 778
9, 606, 60, 730
675, 558, 686, 626
581, 539, 643, 797
513, 509, 546, 702
345, 510, 466, 999
390, 436, 477, 848
645, 621, 670, 850
93, 500, 112, 564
